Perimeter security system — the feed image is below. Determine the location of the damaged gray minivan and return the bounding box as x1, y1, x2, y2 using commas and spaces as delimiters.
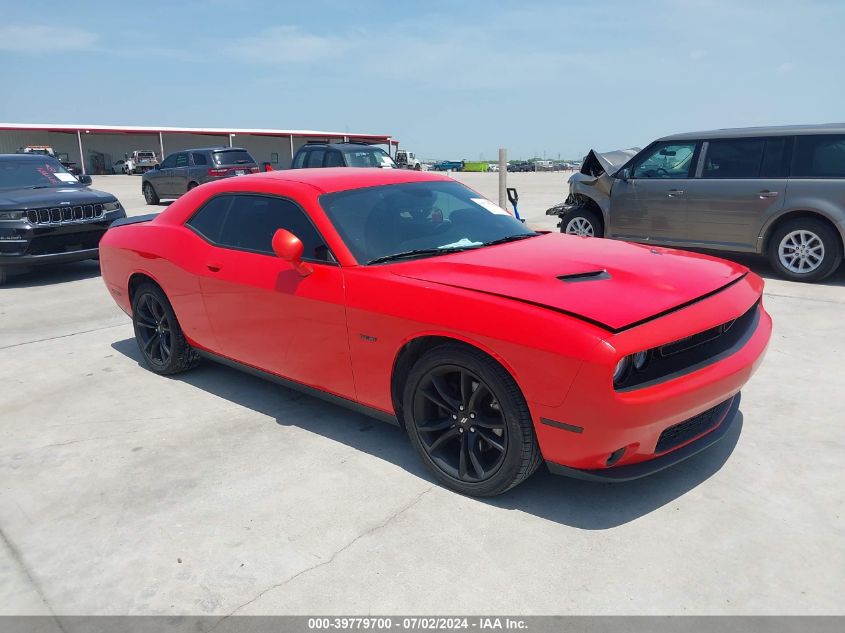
547, 124, 845, 282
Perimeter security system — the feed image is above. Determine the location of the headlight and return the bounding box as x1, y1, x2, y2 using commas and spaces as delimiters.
0, 210, 25, 221
613, 357, 631, 384
103, 201, 121, 211
632, 350, 649, 370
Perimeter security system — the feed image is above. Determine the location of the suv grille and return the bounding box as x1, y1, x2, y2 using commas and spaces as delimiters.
655, 398, 732, 454
27, 204, 104, 225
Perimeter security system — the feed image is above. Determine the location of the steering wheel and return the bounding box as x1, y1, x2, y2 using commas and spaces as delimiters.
655, 167, 669, 177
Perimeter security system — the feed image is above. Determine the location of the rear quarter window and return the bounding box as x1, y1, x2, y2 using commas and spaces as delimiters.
792, 135, 845, 178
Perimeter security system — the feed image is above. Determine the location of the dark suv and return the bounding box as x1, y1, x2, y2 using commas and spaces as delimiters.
291, 142, 397, 169
0, 154, 126, 284
141, 147, 258, 204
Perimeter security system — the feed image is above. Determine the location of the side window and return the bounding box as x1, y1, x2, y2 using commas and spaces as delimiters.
306, 149, 325, 168
632, 142, 697, 179
192, 152, 208, 166
175, 153, 189, 168
292, 150, 307, 169
324, 150, 344, 167
214, 195, 330, 261
160, 153, 178, 169
792, 135, 845, 178
702, 138, 765, 178
185, 195, 235, 243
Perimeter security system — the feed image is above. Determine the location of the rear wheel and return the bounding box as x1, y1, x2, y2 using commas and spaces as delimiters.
403, 345, 541, 496
768, 218, 842, 282
560, 207, 603, 237
187, 181, 199, 191
132, 283, 199, 375
143, 182, 159, 205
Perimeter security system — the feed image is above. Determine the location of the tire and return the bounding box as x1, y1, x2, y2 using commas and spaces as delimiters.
187, 181, 199, 191
402, 344, 542, 497
560, 207, 603, 237
768, 217, 842, 282
414, 163, 421, 171
131, 282, 200, 375
143, 182, 159, 205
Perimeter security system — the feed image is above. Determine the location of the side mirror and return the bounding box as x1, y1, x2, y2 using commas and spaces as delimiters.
78, 174, 92, 185
616, 167, 631, 181
272, 228, 312, 276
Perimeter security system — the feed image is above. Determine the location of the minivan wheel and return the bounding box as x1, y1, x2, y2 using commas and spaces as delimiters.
143, 182, 159, 205
561, 208, 603, 238
768, 218, 842, 282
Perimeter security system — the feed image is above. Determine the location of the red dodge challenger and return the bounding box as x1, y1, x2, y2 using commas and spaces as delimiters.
100, 168, 771, 496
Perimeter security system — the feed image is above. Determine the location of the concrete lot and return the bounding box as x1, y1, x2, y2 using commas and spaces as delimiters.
1, 174, 843, 615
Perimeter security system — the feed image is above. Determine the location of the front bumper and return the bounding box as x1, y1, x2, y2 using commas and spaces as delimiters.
546, 394, 739, 482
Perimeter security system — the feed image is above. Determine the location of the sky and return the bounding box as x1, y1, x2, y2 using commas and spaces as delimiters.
0, 0, 843, 160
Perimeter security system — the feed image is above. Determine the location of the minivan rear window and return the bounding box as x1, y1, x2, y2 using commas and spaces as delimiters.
792, 135, 845, 178
212, 150, 255, 166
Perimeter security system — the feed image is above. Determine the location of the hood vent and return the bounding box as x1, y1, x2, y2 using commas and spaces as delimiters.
557, 270, 611, 283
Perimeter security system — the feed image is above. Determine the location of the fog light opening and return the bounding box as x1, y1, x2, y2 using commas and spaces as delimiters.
606, 447, 626, 467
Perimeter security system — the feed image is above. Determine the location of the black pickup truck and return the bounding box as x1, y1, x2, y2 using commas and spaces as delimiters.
0, 154, 126, 284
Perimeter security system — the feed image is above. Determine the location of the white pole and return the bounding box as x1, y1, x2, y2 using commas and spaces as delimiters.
159, 132, 164, 161
289, 135, 294, 167
229, 134, 234, 148
77, 130, 86, 175
498, 148, 507, 209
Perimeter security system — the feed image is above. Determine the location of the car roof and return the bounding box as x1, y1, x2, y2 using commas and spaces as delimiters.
251, 167, 451, 194
174, 147, 250, 153
0, 153, 61, 162
659, 122, 845, 141
297, 143, 386, 152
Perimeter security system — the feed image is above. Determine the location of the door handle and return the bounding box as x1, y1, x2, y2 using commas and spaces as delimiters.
759, 190, 779, 199
667, 189, 684, 197
206, 261, 222, 272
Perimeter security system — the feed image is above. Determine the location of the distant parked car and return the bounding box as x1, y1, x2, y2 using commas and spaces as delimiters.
0, 154, 126, 284
546, 123, 845, 282
141, 147, 258, 204
508, 161, 534, 173
291, 142, 397, 169
431, 160, 464, 171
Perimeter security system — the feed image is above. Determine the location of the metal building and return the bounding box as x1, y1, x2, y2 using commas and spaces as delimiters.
0, 123, 397, 174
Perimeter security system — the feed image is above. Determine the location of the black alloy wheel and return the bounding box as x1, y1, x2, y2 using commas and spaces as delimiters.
131, 282, 199, 375
412, 365, 508, 482
403, 345, 542, 496
134, 291, 173, 368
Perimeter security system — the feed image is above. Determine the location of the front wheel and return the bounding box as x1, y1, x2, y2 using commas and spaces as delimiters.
768, 218, 842, 282
142, 182, 160, 205
132, 283, 199, 375
560, 208, 603, 237
402, 345, 542, 496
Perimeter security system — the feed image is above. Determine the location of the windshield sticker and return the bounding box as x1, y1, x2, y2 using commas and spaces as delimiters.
37, 166, 59, 184
54, 172, 78, 183
440, 238, 482, 249
471, 198, 509, 215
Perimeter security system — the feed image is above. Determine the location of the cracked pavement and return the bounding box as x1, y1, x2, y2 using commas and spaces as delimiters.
0, 175, 843, 615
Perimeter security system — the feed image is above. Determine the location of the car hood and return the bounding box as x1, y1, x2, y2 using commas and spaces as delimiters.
389, 233, 747, 332
0, 186, 116, 210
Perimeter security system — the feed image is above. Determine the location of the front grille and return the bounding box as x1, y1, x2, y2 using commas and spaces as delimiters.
26, 230, 105, 255
26, 204, 104, 225
615, 301, 760, 391
655, 398, 732, 454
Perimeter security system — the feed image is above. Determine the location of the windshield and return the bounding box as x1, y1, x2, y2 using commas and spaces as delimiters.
0, 158, 80, 190
343, 148, 397, 168
320, 181, 534, 264
212, 150, 255, 166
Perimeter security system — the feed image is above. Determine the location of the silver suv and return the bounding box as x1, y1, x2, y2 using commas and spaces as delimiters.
547, 124, 845, 282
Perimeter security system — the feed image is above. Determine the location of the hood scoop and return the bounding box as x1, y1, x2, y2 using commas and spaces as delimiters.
557, 270, 611, 283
